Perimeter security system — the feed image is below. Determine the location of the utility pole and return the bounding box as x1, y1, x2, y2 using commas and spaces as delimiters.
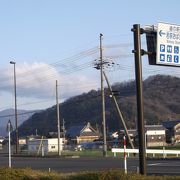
56, 80, 61, 156
100, 33, 107, 157
132, 24, 146, 175
10, 61, 19, 154
103, 71, 135, 149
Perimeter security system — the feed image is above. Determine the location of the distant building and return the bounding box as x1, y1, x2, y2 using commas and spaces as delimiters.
66, 122, 100, 144
18, 135, 42, 151
19, 137, 27, 148
120, 125, 166, 147
0, 136, 5, 144
27, 138, 64, 155
162, 120, 180, 144
0, 136, 5, 148
145, 125, 166, 147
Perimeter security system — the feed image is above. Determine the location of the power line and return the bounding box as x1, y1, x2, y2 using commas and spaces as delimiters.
0, 110, 39, 118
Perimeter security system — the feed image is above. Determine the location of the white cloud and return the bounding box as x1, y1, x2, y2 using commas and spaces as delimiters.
0, 62, 99, 101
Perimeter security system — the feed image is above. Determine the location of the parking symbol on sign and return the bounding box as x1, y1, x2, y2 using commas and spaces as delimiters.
174, 46, 179, 54
174, 55, 179, 63
160, 44, 165, 52
167, 55, 172, 62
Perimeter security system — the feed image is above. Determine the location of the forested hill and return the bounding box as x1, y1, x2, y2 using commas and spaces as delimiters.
18, 75, 180, 137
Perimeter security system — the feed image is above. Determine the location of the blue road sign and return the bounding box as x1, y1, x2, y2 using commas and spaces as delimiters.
157, 22, 180, 66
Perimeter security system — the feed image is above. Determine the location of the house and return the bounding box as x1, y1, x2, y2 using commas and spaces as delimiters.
162, 120, 180, 144
145, 125, 166, 147
27, 138, 64, 155
124, 125, 166, 147
66, 122, 100, 144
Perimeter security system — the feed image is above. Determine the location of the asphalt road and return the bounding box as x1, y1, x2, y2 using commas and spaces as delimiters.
0, 156, 180, 175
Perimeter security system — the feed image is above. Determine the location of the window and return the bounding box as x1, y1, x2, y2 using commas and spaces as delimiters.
51, 146, 55, 149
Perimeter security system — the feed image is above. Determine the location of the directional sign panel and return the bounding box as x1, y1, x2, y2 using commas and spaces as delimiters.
157, 22, 180, 66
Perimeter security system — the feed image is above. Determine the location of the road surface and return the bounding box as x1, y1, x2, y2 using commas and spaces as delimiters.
0, 156, 180, 175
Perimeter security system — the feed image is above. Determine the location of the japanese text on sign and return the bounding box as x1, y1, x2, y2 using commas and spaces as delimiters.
157, 22, 180, 66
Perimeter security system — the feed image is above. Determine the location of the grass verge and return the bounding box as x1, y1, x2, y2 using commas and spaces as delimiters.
0, 168, 180, 180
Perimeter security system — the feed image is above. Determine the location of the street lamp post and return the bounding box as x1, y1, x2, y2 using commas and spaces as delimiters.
10, 61, 19, 154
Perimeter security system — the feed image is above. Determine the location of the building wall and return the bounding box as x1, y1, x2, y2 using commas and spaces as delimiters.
47, 138, 63, 152
77, 136, 99, 144
146, 134, 166, 147
146, 130, 165, 135
146, 129, 166, 147
174, 124, 180, 143
28, 138, 64, 154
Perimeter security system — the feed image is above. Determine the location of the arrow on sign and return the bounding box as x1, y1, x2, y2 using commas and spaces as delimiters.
159, 30, 166, 37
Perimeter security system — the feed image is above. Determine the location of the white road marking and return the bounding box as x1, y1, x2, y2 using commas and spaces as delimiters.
147, 163, 162, 166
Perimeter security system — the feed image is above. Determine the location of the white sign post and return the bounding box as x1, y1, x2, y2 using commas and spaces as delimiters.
7, 120, 13, 168
123, 136, 127, 174
157, 22, 180, 66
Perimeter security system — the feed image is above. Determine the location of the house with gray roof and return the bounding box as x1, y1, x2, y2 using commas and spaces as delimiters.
120, 125, 166, 147
66, 122, 100, 144
162, 120, 180, 144
145, 125, 166, 147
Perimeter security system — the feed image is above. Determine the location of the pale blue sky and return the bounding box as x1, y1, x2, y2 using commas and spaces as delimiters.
0, 0, 180, 111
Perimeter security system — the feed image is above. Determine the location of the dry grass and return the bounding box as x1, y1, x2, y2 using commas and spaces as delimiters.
0, 168, 180, 180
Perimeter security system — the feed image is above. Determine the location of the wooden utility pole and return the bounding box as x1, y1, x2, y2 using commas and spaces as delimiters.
56, 80, 61, 156
100, 33, 107, 157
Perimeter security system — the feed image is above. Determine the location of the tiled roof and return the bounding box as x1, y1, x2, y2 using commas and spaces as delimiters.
66, 122, 100, 138
145, 125, 166, 131
66, 125, 84, 138
162, 120, 180, 129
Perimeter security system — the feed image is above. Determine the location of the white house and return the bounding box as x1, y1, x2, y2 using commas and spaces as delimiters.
120, 125, 166, 147
28, 138, 64, 155
145, 125, 166, 147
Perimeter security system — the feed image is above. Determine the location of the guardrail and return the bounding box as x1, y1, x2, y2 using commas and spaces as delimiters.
112, 148, 180, 158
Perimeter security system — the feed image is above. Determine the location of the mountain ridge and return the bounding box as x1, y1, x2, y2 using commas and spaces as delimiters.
17, 74, 180, 137
0, 109, 37, 137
